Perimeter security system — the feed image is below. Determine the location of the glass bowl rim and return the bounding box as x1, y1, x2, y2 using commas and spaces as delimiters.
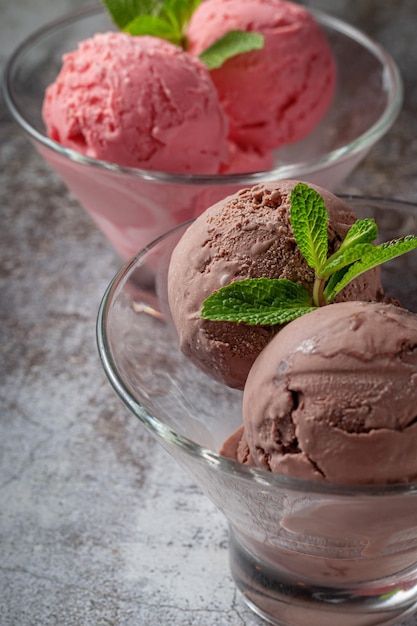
3, 3, 403, 186
97, 194, 417, 498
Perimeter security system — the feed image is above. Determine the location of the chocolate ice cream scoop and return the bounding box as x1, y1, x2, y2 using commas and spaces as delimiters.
168, 180, 383, 389
240, 301, 417, 484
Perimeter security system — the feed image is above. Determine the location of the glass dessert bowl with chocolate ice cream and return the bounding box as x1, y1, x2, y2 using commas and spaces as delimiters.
97, 181, 417, 626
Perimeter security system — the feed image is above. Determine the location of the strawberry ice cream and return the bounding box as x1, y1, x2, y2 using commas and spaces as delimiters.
187, 0, 336, 151
221, 141, 274, 174
39, 2, 337, 259
42, 32, 229, 174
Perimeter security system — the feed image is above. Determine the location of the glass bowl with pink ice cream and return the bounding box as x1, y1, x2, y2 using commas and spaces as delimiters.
3, 0, 402, 259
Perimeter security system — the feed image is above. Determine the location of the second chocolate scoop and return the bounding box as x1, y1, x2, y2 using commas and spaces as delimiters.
241, 301, 417, 484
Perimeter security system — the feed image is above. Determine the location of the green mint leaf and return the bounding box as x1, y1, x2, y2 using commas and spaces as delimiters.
320, 242, 375, 279
124, 14, 179, 42
323, 266, 350, 302
338, 218, 378, 252
199, 31, 264, 70
289, 182, 328, 273
200, 183, 417, 329
102, 0, 162, 30
102, 0, 201, 46
325, 235, 417, 302
163, 0, 202, 32
201, 278, 315, 326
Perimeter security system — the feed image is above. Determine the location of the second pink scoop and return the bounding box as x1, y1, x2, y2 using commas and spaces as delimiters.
187, 0, 336, 151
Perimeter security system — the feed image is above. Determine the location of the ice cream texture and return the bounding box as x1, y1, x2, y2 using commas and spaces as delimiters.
167, 181, 383, 389
39, 0, 338, 260
42, 32, 229, 174
43, 0, 337, 174
187, 0, 336, 151
222, 301, 417, 485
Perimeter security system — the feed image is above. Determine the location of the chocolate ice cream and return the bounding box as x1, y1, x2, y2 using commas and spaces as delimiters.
223, 301, 417, 484
168, 181, 383, 389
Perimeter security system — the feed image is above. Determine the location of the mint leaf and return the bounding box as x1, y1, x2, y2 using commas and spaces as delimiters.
320, 218, 378, 281
199, 31, 264, 70
322, 266, 350, 302
102, 0, 202, 46
124, 14, 179, 42
102, 0, 161, 30
338, 218, 378, 252
164, 0, 202, 31
325, 235, 417, 302
201, 278, 315, 326
289, 182, 328, 273
320, 242, 374, 279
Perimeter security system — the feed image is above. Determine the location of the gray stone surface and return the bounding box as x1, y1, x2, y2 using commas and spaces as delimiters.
1, 2, 417, 625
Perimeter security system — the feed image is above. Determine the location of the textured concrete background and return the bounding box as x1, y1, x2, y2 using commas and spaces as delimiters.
1, 2, 417, 625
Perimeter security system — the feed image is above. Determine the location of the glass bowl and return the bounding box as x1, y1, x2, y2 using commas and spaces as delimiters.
97, 197, 417, 626
3, 5, 403, 259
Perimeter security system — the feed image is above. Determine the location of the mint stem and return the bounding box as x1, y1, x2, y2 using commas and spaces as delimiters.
312, 277, 325, 307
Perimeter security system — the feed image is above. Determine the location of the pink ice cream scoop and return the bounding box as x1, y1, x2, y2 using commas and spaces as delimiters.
220, 141, 274, 174
42, 32, 229, 174
186, 0, 336, 151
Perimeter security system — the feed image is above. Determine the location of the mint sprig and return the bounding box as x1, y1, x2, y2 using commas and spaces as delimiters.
201, 183, 417, 326
102, 0, 201, 47
201, 278, 316, 326
101, 0, 160, 30
101, 0, 264, 66
324, 235, 417, 303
